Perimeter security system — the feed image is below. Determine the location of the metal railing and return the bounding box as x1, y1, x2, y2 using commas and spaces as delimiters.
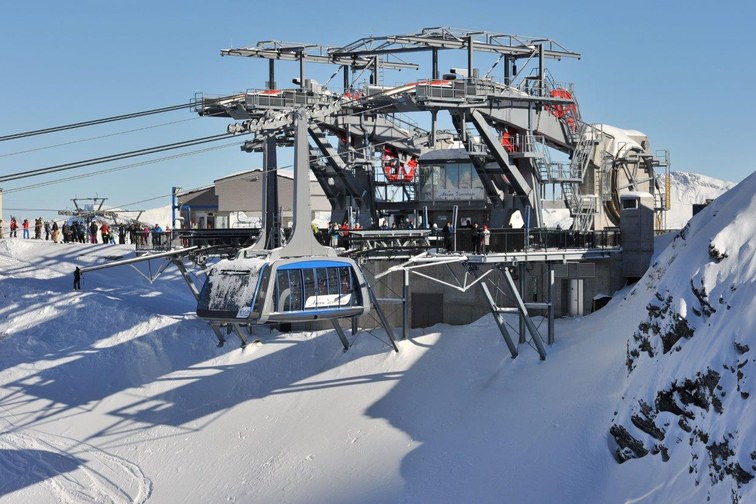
134, 228, 260, 253
452, 227, 621, 254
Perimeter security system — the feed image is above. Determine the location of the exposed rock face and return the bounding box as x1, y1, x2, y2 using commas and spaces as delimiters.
608, 175, 756, 502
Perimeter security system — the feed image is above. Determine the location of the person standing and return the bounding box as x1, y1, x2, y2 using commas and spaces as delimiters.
442, 222, 453, 251
22, 218, 30, 239
100, 222, 110, 244
0, 218, 4, 239
73, 267, 82, 290
44, 220, 51, 240
52, 221, 60, 243
470, 223, 480, 254
89, 221, 98, 243
10, 217, 17, 238
482, 224, 491, 255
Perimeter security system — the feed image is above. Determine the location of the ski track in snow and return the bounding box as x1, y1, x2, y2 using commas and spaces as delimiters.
0, 416, 152, 503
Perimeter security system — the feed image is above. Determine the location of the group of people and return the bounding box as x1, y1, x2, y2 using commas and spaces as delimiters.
468, 222, 492, 255
307, 218, 492, 254
0, 217, 171, 247
319, 220, 363, 248
431, 220, 490, 254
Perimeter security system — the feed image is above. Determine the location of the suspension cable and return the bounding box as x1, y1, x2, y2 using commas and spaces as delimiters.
0, 133, 234, 183
2, 142, 241, 194
0, 95, 240, 142
0, 117, 201, 158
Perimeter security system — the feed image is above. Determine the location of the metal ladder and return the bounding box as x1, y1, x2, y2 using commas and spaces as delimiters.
562, 122, 598, 231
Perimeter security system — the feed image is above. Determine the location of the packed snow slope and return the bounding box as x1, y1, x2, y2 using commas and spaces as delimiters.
0, 173, 753, 503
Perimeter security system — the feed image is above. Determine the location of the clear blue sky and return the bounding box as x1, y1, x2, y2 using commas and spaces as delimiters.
1, 0, 754, 222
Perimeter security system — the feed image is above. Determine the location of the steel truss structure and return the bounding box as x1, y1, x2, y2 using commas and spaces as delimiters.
188, 27, 670, 358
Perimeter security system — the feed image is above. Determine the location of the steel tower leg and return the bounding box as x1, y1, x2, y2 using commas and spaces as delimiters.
502, 267, 546, 360
231, 324, 248, 348
519, 262, 526, 344
402, 268, 410, 340
210, 324, 226, 347
479, 282, 518, 358
548, 263, 555, 345
367, 283, 399, 353
331, 320, 350, 351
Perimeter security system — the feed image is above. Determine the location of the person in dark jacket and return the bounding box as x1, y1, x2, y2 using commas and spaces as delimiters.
442, 222, 453, 251
73, 267, 82, 290
470, 223, 480, 254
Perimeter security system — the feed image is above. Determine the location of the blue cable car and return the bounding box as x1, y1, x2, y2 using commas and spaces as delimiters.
197, 256, 369, 324
195, 110, 380, 350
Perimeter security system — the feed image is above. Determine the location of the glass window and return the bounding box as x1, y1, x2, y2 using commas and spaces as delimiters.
303, 269, 317, 309
338, 267, 353, 306
288, 270, 302, 311
622, 198, 639, 210
444, 164, 459, 191
275, 270, 291, 311
316, 268, 328, 297
459, 163, 472, 189
327, 268, 340, 296
198, 270, 255, 312
251, 266, 269, 319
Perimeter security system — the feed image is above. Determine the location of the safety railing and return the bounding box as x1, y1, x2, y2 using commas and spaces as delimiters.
452, 227, 621, 254
244, 88, 337, 109
134, 228, 261, 253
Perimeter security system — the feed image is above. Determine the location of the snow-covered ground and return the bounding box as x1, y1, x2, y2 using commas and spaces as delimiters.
0, 172, 753, 503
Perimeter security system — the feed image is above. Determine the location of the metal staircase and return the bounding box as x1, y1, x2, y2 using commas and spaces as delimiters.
562, 122, 599, 231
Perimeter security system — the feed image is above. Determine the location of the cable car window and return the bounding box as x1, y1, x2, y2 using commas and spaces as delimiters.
316, 268, 328, 297
315, 267, 340, 308
288, 270, 302, 311
339, 267, 350, 306
303, 268, 317, 309
250, 266, 269, 319
198, 268, 258, 314
327, 268, 339, 297
275, 270, 290, 311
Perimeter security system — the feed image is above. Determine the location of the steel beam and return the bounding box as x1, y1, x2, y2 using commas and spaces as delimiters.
231, 323, 248, 348
501, 267, 546, 360
468, 109, 534, 204
479, 281, 518, 358
367, 282, 399, 353
331, 320, 350, 351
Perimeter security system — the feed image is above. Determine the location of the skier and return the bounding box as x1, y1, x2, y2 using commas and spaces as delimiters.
73, 267, 82, 290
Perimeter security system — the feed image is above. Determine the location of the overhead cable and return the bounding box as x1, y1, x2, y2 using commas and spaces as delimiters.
0, 117, 201, 158
0, 95, 239, 142
0, 133, 234, 183
2, 142, 241, 194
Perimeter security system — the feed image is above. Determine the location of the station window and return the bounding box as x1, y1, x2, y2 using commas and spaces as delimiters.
622, 198, 639, 210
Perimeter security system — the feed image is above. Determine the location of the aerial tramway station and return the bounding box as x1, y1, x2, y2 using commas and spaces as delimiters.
51, 27, 673, 360
179, 27, 671, 359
